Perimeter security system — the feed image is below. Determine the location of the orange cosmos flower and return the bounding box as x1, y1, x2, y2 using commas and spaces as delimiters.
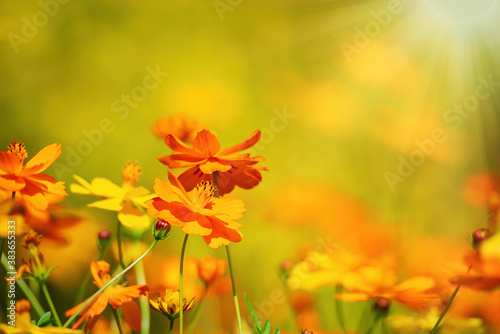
145, 171, 246, 248
335, 267, 439, 311
65, 261, 148, 332
158, 129, 267, 195
71, 161, 153, 228
151, 113, 203, 143
196, 256, 227, 285
0, 141, 67, 211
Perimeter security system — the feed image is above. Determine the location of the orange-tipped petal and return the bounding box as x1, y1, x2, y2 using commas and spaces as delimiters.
193, 130, 221, 156
199, 158, 232, 174
121, 301, 142, 332
22, 143, 61, 175
0, 151, 23, 175
219, 130, 261, 156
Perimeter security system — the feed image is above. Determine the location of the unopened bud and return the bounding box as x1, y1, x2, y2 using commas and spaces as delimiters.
280, 259, 294, 281
472, 228, 491, 248
374, 297, 391, 313
98, 229, 111, 248
301, 329, 313, 334
153, 220, 172, 240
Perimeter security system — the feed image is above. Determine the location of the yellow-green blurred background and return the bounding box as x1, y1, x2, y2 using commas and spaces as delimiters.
1, 0, 500, 332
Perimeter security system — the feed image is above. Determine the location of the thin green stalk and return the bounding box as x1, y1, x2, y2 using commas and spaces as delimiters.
169, 319, 175, 334
335, 286, 347, 333
117, 221, 126, 269
41, 282, 62, 326
73, 246, 106, 304
179, 234, 189, 334
111, 307, 124, 334
133, 241, 150, 334
430, 265, 472, 334
1, 255, 45, 317
212, 172, 242, 334
63, 239, 158, 328
225, 245, 243, 334
429, 284, 461, 334
365, 314, 381, 334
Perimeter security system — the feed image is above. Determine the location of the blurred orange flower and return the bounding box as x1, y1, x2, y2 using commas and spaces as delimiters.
158, 129, 266, 195
71, 161, 153, 228
463, 172, 500, 208
335, 267, 439, 311
65, 261, 148, 332
196, 256, 227, 285
0, 142, 67, 211
151, 113, 202, 143
453, 250, 500, 290
146, 171, 245, 248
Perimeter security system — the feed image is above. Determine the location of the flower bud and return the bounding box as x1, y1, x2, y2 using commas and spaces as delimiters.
301, 329, 313, 334
374, 297, 391, 313
472, 228, 491, 248
153, 220, 172, 240
98, 229, 111, 248
280, 259, 294, 281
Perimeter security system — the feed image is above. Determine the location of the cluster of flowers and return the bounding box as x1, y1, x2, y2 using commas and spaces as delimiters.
1, 114, 500, 334
0, 115, 267, 333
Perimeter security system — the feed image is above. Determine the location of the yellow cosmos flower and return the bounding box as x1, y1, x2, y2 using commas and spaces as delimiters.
149, 289, 195, 321
70, 161, 153, 228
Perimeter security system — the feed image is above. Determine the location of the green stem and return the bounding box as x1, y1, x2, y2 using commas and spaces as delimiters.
133, 241, 150, 334
111, 307, 124, 334
212, 172, 242, 334
63, 239, 158, 328
73, 246, 106, 305
225, 245, 243, 334
170, 318, 175, 334
430, 265, 472, 334
117, 221, 126, 269
1, 254, 45, 317
41, 282, 62, 326
179, 234, 189, 334
429, 284, 461, 334
335, 286, 347, 333
365, 314, 381, 334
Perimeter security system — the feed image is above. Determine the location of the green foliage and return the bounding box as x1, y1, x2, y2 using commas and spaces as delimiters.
244, 293, 280, 334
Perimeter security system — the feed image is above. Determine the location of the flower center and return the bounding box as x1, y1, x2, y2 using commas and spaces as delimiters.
191, 181, 216, 209
122, 161, 141, 186
8, 141, 28, 162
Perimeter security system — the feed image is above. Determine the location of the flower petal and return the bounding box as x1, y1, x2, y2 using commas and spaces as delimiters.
193, 130, 220, 156
0, 151, 22, 175
219, 130, 261, 156
118, 202, 151, 228
334, 292, 371, 302
199, 158, 232, 174
121, 300, 142, 332
211, 198, 246, 219
22, 143, 61, 175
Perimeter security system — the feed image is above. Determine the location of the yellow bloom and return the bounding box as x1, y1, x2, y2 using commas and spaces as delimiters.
149, 289, 195, 321
71, 161, 153, 228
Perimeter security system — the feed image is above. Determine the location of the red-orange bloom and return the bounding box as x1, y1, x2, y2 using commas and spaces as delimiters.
158, 130, 267, 195
65, 261, 148, 332
452, 250, 500, 290
196, 256, 227, 284
145, 172, 246, 248
151, 114, 203, 143
0, 142, 67, 211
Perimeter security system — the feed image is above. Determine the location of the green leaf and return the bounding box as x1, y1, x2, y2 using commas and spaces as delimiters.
262, 320, 271, 334
274, 329, 280, 334
37, 311, 52, 327
244, 293, 262, 331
